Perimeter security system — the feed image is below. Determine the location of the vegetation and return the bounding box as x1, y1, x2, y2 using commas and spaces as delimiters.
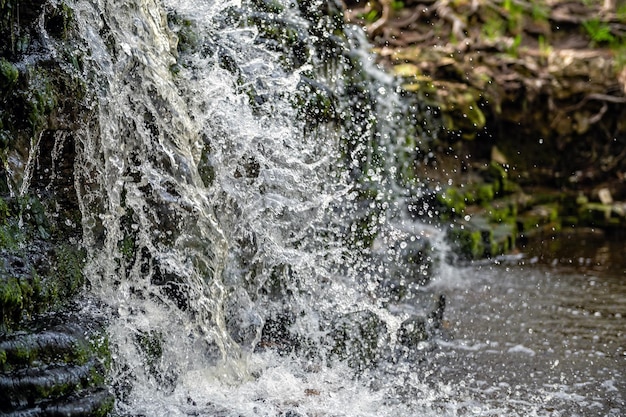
1, 1, 113, 414
342, 0, 626, 258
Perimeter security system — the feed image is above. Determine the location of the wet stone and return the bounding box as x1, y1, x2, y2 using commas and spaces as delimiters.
397, 316, 427, 347
0, 312, 113, 416
327, 310, 388, 372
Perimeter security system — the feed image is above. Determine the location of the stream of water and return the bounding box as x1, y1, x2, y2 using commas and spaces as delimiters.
427, 232, 626, 416
68, 0, 625, 415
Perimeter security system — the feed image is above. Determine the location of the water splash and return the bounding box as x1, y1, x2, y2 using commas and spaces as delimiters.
70, 0, 475, 415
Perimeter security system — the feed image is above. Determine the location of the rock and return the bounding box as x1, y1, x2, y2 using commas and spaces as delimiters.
0, 312, 113, 416
224, 288, 262, 349
256, 310, 301, 355
327, 310, 388, 372
397, 316, 427, 347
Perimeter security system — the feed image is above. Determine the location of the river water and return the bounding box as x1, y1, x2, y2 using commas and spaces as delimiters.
427, 231, 626, 416
67, 0, 626, 415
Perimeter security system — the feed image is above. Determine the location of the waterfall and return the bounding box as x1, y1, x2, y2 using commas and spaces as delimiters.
71, 0, 452, 415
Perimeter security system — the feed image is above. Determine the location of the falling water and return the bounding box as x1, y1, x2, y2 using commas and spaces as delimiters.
63, 0, 624, 416
72, 0, 436, 414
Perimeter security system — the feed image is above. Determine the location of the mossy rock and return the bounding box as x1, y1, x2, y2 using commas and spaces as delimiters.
485, 199, 518, 223
247, 12, 309, 69
517, 203, 560, 236
447, 227, 485, 260
0, 196, 86, 332
438, 187, 467, 219
0, 312, 113, 416
0, 58, 18, 88
476, 183, 496, 204
577, 202, 626, 229
447, 211, 518, 259
490, 222, 517, 255
295, 76, 338, 126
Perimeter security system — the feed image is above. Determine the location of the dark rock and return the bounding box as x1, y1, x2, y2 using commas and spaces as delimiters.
327, 310, 388, 372
2, 387, 113, 417
0, 312, 112, 416
256, 310, 300, 355
397, 316, 427, 347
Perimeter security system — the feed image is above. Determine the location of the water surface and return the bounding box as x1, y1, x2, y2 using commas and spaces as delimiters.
428, 230, 626, 416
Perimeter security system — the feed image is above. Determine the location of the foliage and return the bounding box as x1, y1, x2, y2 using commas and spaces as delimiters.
391, 0, 405, 11
530, 0, 549, 21
502, 0, 525, 34
507, 33, 523, 57
582, 18, 615, 45
0, 58, 18, 88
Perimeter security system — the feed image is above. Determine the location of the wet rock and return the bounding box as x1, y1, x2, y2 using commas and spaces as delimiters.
1, 387, 113, 417
224, 288, 262, 349
327, 310, 388, 372
256, 310, 301, 355
1, 360, 103, 407
396, 294, 446, 348
397, 316, 427, 347
0, 312, 113, 416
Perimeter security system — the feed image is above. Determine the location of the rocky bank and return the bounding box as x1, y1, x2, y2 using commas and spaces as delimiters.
344, 0, 626, 259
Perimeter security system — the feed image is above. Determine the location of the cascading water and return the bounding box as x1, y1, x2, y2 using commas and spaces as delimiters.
68, 0, 528, 415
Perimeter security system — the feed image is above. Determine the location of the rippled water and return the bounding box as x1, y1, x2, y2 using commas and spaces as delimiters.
428, 230, 626, 416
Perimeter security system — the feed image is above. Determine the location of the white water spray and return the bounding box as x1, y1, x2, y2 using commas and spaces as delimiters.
70, 0, 474, 415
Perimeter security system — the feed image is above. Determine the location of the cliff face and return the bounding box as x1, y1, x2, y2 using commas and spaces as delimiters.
1, 1, 113, 414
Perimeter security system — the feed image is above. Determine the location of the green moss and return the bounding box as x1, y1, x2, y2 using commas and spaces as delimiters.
0, 58, 18, 89
20, 196, 49, 237
89, 332, 112, 372
92, 394, 115, 417
517, 204, 560, 235
438, 187, 466, 218
295, 78, 337, 126
483, 161, 508, 195
0, 197, 9, 220
483, 197, 518, 224
0, 277, 23, 321
0, 222, 20, 250
44, 2, 75, 40
24, 68, 58, 130
53, 244, 86, 298
0, 196, 87, 331
135, 329, 164, 380
448, 227, 484, 259
477, 183, 495, 203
